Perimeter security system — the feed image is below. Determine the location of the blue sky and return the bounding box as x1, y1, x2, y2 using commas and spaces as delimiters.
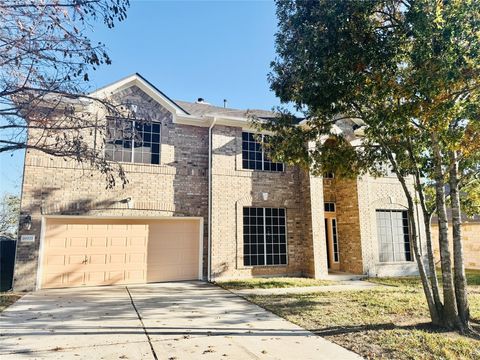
0, 0, 279, 197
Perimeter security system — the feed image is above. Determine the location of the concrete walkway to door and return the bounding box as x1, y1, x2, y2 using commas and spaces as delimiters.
0, 282, 362, 360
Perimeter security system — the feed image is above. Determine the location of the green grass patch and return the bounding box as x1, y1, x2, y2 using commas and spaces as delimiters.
216, 277, 333, 290
466, 269, 480, 286
367, 268, 480, 288
0, 293, 21, 312
246, 277, 480, 359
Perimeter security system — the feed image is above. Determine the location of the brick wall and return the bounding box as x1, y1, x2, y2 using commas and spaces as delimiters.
14, 86, 209, 290
209, 125, 327, 280
334, 178, 364, 274
431, 222, 480, 270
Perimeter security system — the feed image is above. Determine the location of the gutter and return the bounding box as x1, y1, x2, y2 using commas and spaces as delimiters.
207, 117, 217, 282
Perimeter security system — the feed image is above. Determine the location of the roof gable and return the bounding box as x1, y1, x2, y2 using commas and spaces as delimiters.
90, 73, 189, 115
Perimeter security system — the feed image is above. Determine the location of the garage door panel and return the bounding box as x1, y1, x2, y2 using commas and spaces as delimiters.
106, 271, 125, 282
88, 254, 107, 265
65, 272, 85, 286
86, 271, 106, 284
90, 237, 108, 247
68, 254, 86, 265
45, 255, 65, 265
126, 270, 146, 282
128, 253, 146, 264
130, 236, 147, 246
69, 237, 88, 247
43, 273, 66, 287
109, 253, 126, 264
90, 224, 109, 231
46, 238, 67, 248
110, 237, 128, 247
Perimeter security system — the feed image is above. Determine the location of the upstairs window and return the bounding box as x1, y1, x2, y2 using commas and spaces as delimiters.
105, 118, 161, 165
324, 202, 336, 212
242, 132, 284, 171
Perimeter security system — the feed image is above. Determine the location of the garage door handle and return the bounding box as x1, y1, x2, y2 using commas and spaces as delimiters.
82, 256, 88, 264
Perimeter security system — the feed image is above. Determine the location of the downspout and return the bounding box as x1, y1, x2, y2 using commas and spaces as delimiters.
207, 117, 217, 282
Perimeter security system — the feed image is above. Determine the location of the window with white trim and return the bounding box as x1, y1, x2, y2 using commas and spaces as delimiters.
243, 207, 287, 266
105, 118, 161, 165
376, 210, 412, 262
242, 132, 284, 171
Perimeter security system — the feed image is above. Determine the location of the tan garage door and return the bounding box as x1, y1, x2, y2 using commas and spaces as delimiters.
41, 218, 201, 289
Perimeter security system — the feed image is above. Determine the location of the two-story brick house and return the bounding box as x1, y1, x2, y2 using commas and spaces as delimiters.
13, 74, 424, 291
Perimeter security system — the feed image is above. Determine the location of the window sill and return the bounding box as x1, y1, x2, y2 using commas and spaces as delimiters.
377, 261, 415, 265
106, 160, 175, 175
238, 168, 286, 174
240, 264, 288, 269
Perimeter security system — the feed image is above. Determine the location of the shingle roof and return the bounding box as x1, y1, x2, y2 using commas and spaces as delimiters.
174, 100, 278, 120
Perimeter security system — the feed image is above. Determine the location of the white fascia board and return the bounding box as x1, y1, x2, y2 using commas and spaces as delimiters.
174, 113, 211, 126
175, 114, 258, 129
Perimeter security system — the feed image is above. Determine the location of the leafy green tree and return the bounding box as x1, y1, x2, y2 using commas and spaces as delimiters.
261, 0, 480, 332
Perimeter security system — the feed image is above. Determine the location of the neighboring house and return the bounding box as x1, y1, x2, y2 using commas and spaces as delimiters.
431, 215, 480, 270
13, 74, 425, 291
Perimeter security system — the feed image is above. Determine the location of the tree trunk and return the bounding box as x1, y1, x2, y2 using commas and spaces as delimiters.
449, 150, 470, 330
385, 150, 442, 325
407, 141, 443, 317
395, 173, 442, 325
432, 139, 460, 329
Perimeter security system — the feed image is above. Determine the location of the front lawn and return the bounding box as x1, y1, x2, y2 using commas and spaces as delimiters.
0, 293, 21, 312
246, 270, 480, 360
216, 277, 333, 290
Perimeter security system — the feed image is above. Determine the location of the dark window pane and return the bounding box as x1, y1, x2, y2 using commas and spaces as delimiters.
258, 255, 265, 266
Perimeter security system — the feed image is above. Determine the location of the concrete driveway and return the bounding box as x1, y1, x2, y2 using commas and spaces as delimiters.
0, 282, 361, 360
